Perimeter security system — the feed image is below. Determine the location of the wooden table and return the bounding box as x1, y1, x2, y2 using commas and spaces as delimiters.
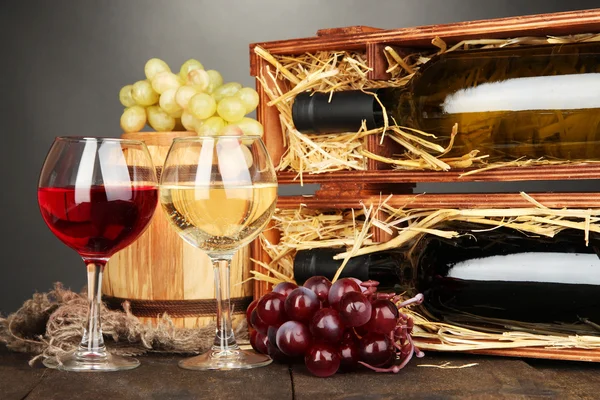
2, 345, 600, 400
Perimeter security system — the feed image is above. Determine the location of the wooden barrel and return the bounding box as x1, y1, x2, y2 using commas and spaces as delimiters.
102, 131, 253, 328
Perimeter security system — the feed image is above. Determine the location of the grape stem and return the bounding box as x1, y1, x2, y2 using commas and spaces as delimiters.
396, 293, 424, 308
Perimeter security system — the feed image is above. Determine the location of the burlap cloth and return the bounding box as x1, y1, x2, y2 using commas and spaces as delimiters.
0, 283, 248, 366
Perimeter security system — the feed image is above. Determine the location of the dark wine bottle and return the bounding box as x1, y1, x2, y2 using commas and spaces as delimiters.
294, 247, 408, 286
293, 225, 600, 327
292, 43, 600, 161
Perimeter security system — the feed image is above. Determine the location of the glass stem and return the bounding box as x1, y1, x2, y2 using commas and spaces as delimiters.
211, 256, 238, 353
79, 262, 107, 358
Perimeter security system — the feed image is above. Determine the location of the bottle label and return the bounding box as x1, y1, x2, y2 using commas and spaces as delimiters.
448, 252, 600, 285
442, 73, 600, 113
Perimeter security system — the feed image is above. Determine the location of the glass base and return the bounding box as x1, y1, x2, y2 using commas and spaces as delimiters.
178, 347, 272, 371
43, 350, 140, 372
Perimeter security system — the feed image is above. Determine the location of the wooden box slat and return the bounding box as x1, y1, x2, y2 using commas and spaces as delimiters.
277, 192, 600, 210
276, 163, 600, 185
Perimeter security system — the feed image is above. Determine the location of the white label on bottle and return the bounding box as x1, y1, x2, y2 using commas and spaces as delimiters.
448, 252, 600, 284
442, 73, 600, 114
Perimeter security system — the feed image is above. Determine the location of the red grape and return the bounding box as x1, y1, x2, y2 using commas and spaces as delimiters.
349, 278, 368, 293
284, 287, 320, 323
246, 299, 258, 328
252, 277, 423, 376
366, 299, 399, 334
254, 332, 269, 355
251, 308, 269, 335
328, 278, 361, 310
309, 308, 344, 343
354, 323, 369, 338
303, 276, 332, 302
276, 321, 312, 357
305, 343, 340, 377
256, 292, 288, 326
273, 281, 298, 297
341, 329, 360, 344
267, 341, 291, 363
359, 332, 395, 367
250, 329, 259, 350
338, 340, 359, 371
267, 325, 279, 347
338, 291, 372, 327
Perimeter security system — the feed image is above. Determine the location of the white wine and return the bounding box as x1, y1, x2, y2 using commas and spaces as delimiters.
160, 183, 277, 254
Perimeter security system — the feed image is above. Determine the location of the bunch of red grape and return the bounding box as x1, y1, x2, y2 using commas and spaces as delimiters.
247, 276, 424, 377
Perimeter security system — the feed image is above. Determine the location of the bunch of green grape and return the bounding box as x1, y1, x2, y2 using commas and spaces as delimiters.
119, 58, 263, 138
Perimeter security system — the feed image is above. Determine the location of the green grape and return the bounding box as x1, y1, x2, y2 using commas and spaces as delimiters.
240, 144, 254, 168
169, 108, 183, 118
144, 58, 171, 80
206, 70, 223, 93
187, 69, 209, 92
179, 59, 204, 80
175, 85, 198, 109
230, 117, 264, 137
147, 105, 176, 131
217, 96, 246, 122
131, 80, 159, 106
120, 106, 147, 133
151, 71, 183, 94
119, 85, 136, 107
213, 82, 242, 102
235, 87, 260, 113
219, 124, 244, 137
197, 116, 226, 136
188, 93, 217, 120
181, 110, 203, 132
159, 88, 182, 115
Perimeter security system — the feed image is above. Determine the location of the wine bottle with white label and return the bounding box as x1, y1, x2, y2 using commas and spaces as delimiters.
294, 224, 600, 328
292, 43, 600, 161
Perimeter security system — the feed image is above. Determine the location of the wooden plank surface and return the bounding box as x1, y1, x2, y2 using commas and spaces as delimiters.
0, 347, 292, 400
3, 345, 600, 400
0, 349, 47, 400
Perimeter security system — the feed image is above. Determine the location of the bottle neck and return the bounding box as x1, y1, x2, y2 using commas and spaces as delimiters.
293, 248, 409, 286
292, 88, 409, 134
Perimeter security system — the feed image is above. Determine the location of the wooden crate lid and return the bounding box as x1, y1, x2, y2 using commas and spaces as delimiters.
250, 8, 600, 65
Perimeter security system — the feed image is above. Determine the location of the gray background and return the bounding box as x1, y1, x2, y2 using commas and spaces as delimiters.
1, 0, 598, 313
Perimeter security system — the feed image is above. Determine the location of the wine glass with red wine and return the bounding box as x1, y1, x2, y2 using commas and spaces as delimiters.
37, 137, 158, 371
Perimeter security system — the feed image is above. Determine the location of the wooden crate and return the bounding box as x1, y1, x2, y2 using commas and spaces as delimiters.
248, 9, 600, 362
250, 8, 600, 183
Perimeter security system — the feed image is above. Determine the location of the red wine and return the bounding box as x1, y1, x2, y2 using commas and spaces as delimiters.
38, 185, 158, 260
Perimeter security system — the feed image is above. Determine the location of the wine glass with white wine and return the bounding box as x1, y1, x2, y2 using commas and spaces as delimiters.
160, 134, 277, 370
